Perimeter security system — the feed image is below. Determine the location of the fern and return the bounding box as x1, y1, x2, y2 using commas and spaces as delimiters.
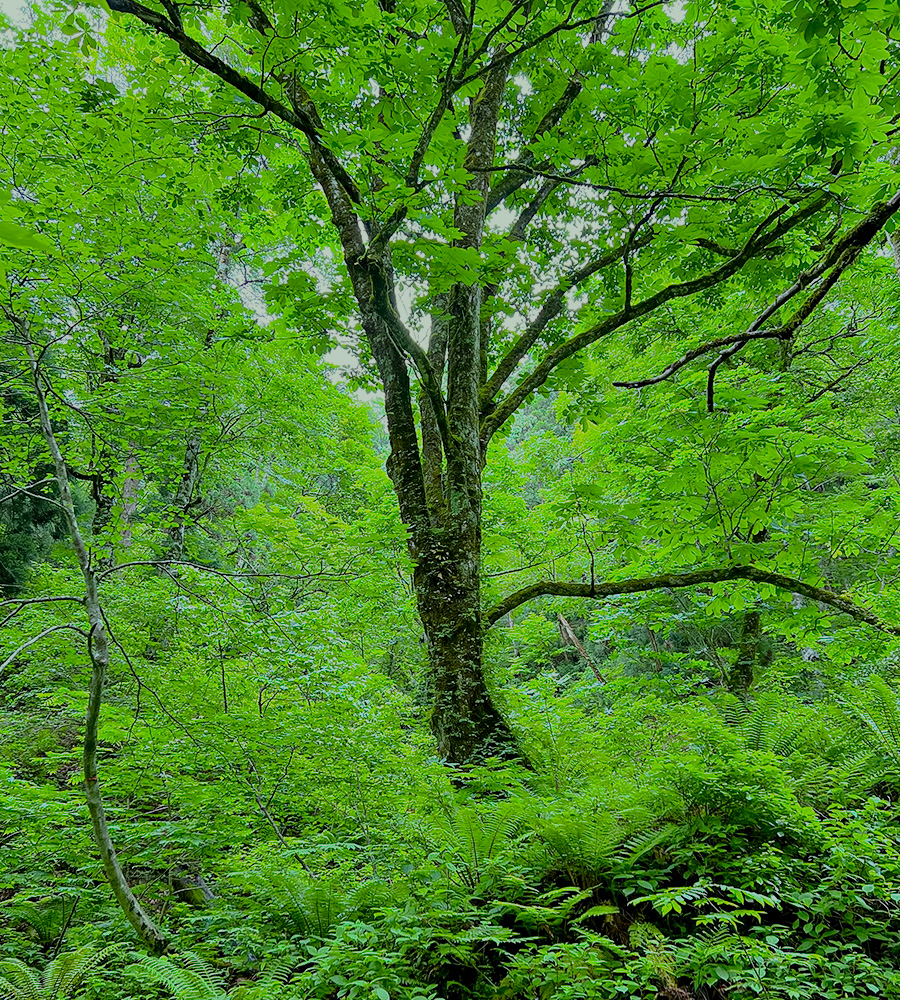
437, 803, 526, 891
0, 946, 120, 1000
347, 879, 409, 915
136, 953, 300, 1000
1, 898, 75, 948
838, 676, 900, 794
630, 921, 679, 991
137, 953, 226, 1000
515, 791, 638, 887
239, 868, 347, 937
850, 676, 900, 763
718, 694, 850, 803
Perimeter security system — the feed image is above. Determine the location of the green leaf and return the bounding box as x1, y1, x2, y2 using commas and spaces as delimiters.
0, 222, 53, 253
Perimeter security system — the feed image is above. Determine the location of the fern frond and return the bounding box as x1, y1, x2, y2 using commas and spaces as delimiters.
1, 899, 69, 946
46, 944, 121, 998
136, 953, 226, 1000
630, 921, 678, 988
439, 803, 525, 888
525, 808, 624, 885
240, 868, 347, 937
853, 677, 900, 763
228, 957, 300, 1000
257, 957, 296, 986
617, 824, 677, 866
349, 879, 408, 914
0, 961, 42, 1000
0, 945, 119, 1000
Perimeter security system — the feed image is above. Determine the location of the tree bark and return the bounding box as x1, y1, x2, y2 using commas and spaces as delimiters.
728, 609, 761, 694
414, 529, 514, 764
24, 335, 168, 954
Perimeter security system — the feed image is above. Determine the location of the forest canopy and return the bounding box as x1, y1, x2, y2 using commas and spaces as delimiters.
4, 0, 900, 997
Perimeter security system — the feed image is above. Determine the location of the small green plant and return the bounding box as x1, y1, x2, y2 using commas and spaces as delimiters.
135, 952, 299, 1000
0, 946, 120, 1000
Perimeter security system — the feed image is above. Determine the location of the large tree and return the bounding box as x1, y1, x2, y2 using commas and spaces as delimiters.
76, 0, 900, 763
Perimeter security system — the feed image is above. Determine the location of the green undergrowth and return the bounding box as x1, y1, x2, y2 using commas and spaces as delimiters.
4, 678, 900, 999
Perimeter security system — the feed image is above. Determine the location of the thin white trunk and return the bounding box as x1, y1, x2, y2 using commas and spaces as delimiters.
25, 337, 168, 953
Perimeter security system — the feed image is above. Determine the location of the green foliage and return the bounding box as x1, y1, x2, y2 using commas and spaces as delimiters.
0, 947, 120, 1000
6, 1, 900, 998
131, 952, 300, 1000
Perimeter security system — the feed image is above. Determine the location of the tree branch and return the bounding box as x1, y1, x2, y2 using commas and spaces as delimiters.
615, 189, 900, 393
446, 56, 508, 496
285, 86, 430, 540
615, 327, 789, 389
105, 0, 361, 205
0, 596, 86, 630
21, 330, 168, 950
485, 564, 900, 633
367, 264, 451, 453
370, 29, 469, 251
485, 2, 615, 213
481, 193, 830, 443
95, 558, 353, 582
0, 624, 90, 673
481, 232, 654, 408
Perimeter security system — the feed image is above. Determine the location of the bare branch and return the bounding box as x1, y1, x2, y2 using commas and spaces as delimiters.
460, 0, 667, 87
485, 564, 900, 633
485, 163, 766, 206
0, 596, 84, 609
806, 357, 871, 404
0, 477, 56, 504
95, 558, 355, 583
0, 624, 90, 673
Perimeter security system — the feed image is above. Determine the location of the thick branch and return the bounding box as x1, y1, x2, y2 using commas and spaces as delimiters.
105, 0, 361, 205
420, 292, 450, 523
614, 327, 789, 389
481, 194, 830, 443
446, 58, 508, 505
485, 564, 900, 633
614, 189, 900, 392
482, 231, 654, 408
368, 265, 450, 452
0, 595, 84, 629
371, 30, 469, 250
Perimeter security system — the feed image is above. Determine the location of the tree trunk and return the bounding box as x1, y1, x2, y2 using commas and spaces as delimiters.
165, 429, 202, 559
729, 609, 761, 694
24, 335, 168, 954
414, 528, 515, 765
